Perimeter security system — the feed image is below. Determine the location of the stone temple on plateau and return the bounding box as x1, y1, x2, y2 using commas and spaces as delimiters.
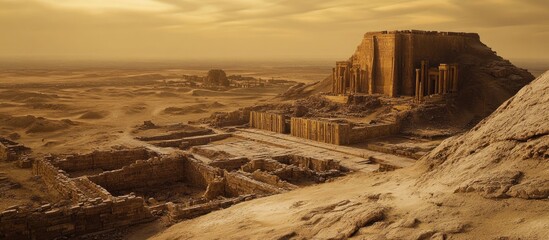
331, 30, 476, 101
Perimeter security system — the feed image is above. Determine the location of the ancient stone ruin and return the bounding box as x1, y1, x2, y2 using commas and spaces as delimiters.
0, 137, 31, 162
331, 30, 472, 98
0, 137, 346, 239
204, 69, 229, 87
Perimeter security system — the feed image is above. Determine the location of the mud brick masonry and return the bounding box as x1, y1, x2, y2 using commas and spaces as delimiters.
1, 148, 332, 239
332, 30, 466, 98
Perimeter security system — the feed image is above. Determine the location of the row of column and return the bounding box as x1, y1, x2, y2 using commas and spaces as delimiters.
415, 61, 459, 102
249, 111, 287, 133
332, 61, 351, 94
332, 61, 367, 94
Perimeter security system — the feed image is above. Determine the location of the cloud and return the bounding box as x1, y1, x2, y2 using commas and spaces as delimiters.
0, 0, 547, 60
33, 0, 174, 12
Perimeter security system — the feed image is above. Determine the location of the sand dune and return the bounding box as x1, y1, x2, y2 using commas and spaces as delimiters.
162, 102, 225, 115
155, 91, 180, 98
24, 103, 69, 110
0, 114, 76, 133
122, 104, 148, 115
0, 90, 59, 103
79, 111, 109, 120
191, 89, 252, 97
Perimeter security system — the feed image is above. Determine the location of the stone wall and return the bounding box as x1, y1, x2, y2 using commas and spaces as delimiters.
348, 123, 400, 143
33, 159, 96, 202
0, 137, 31, 162
224, 170, 284, 196
0, 195, 153, 240
273, 154, 342, 172
180, 133, 232, 148
150, 133, 231, 148
181, 156, 223, 188
249, 111, 288, 133
290, 117, 399, 145
6, 158, 155, 239
290, 118, 349, 145
209, 157, 250, 171
18, 152, 298, 239
52, 148, 155, 173
166, 195, 254, 221
87, 156, 187, 192
136, 129, 213, 141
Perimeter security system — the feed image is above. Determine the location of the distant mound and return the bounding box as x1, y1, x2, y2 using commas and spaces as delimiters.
0, 90, 59, 103
79, 111, 109, 119
155, 91, 180, 98
277, 75, 332, 100
0, 114, 77, 134
163, 102, 225, 115
417, 71, 549, 199
25, 102, 69, 110
123, 103, 148, 115
190, 89, 243, 97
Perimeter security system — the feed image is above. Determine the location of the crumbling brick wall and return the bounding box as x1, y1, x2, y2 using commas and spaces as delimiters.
181, 156, 223, 188
0, 137, 31, 162
0, 195, 153, 240
223, 170, 284, 196
33, 159, 91, 202
52, 148, 155, 173
273, 154, 342, 172
87, 156, 187, 192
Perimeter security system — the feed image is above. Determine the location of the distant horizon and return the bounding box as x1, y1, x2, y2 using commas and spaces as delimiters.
1, 56, 547, 78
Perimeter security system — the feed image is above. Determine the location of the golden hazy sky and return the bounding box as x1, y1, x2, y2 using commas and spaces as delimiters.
1, 0, 548, 61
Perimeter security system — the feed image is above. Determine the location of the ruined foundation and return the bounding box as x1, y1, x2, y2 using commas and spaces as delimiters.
0, 144, 344, 239
0, 137, 31, 162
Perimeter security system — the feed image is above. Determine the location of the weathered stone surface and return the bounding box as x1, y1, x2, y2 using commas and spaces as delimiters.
51, 148, 156, 173
0, 137, 31, 162
249, 111, 289, 133
291, 117, 399, 145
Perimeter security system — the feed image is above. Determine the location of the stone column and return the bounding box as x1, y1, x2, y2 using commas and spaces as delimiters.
452, 65, 459, 92
438, 67, 444, 94
442, 71, 446, 94
415, 68, 420, 101
332, 67, 336, 93
420, 61, 427, 84
419, 77, 424, 102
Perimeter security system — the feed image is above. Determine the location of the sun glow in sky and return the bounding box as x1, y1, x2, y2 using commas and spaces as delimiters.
1, 0, 548, 61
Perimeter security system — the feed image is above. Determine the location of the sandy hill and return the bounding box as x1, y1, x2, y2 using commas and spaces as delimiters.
152, 72, 548, 240
416, 70, 548, 199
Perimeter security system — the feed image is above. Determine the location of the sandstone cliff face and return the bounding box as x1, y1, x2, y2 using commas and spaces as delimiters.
417, 71, 548, 199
